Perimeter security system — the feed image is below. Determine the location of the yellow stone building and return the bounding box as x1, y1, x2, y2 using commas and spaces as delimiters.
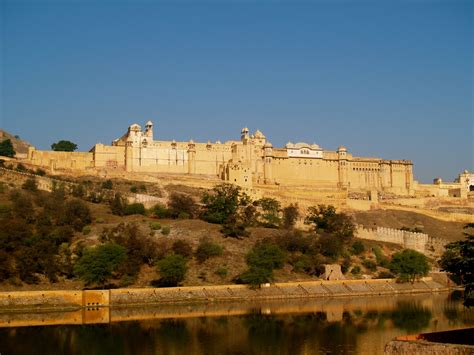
26, 121, 416, 195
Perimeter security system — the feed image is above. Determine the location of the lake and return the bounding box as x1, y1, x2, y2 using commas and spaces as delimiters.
0, 292, 472, 354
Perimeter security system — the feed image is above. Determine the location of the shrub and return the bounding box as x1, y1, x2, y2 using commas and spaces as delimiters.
376, 271, 395, 279
130, 186, 138, 193
351, 241, 365, 255
362, 259, 377, 272
215, 267, 228, 278
73, 243, 127, 285
96, 217, 105, 224
221, 221, 249, 239
282, 203, 299, 229
35, 168, 46, 176
257, 197, 281, 228
373, 245, 389, 267
305, 205, 355, 241
195, 238, 223, 263
62, 199, 92, 231
152, 203, 170, 218
124, 203, 146, 215
201, 183, 243, 224
278, 230, 311, 253
168, 193, 197, 218
341, 257, 352, 274
178, 212, 190, 220
51, 140, 77, 152
82, 225, 92, 235
22, 178, 38, 192
149, 221, 162, 231
291, 254, 312, 273
237, 267, 273, 287
315, 234, 343, 260
172, 240, 193, 258
110, 193, 126, 216
155, 254, 188, 287
161, 226, 171, 235
246, 241, 286, 271
101, 179, 113, 189
390, 249, 430, 283
351, 266, 361, 275
0, 139, 15, 157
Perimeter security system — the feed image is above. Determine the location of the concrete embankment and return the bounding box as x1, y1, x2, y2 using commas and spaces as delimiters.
0, 278, 451, 312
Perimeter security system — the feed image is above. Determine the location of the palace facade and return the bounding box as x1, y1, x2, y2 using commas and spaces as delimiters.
26, 121, 415, 195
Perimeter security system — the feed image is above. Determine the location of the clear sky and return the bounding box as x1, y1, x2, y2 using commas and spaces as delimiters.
1, 0, 472, 183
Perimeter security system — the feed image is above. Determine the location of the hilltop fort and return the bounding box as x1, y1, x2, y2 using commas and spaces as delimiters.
23, 121, 473, 199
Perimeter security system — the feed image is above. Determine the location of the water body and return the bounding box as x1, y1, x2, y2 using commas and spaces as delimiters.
0, 292, 472, 354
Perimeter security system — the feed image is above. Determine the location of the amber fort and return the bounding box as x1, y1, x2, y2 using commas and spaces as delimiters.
23, 121, 473, 198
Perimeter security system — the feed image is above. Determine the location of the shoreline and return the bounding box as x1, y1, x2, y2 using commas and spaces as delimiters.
0, 277, 454, 313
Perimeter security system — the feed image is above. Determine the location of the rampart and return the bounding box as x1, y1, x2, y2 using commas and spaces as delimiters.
356, 226, 446, 257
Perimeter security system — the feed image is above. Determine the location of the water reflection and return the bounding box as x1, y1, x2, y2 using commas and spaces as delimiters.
0, 293, 472, 355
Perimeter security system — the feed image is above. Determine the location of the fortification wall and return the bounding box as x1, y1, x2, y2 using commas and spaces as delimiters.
356, 226, 446, 257
28, 149, 94, 170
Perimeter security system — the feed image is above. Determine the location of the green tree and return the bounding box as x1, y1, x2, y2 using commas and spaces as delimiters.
62, 198, 92, 231
0, 139, 15, 157
257, 197, 281, 228
51, 140, 78, 152
239, 240, 286, 286
201, 183, 243, 224
305, 204, 355, 241
439, 223, 474, 306
282, 203, 299, 229
168, 193, 197, 218
194, 238, 223, 263
389, 249, 430, 283
73, 243, 127, 285
156, 254, 188, 287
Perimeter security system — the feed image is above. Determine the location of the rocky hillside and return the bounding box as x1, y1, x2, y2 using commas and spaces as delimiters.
0, 129, 32, 157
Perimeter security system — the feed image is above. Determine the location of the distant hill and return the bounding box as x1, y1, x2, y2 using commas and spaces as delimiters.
0, 129, 33, 158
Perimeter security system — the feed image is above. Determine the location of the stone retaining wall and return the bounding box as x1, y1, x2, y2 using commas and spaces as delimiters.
0, 278, 450, 311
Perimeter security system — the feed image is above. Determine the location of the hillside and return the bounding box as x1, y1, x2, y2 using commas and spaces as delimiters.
353, 209, 468, 242
0, 129, 32, 157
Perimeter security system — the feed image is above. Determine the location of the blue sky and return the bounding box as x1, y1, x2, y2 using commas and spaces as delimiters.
1, 0, 472, 183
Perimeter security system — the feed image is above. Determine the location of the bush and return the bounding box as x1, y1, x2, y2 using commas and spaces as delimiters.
82, 225, 92, 235
124, 203, 146, 215
315, 234, 343, 260
149, 221, 162, 231
351, 266, 361, 275
195, 238, 223, 263
101, 179, 113, 189
373, 245, 389, 267
215, 267, 228, 278
172, 240, 193, 258
291, 254, 312, 273
246, 241, 286, 271
161, 226, 171, 235
152, 203, 170, 218
22, 178, 38, 192
351, 241, 365, 255
178, 212, 190, 220
73, 243, 127, 285
221, 221, 249, 239
0, 139, 15, 157
278, 230, 311, 253
168, 193, 197, 218
62, 199, 92, 231
376, 271, 395, 279
305, 205, 355, 242
257, 197, 281, 228
389, 249, 430, 283
282, 203, 299, 229
341, 257, 352, 274
155, 254, 188, 287
130, 186, 138, 193
110, 193, 126, 216
96, 217, 105, 224
35, 168, 46, 176
362, 259, 377, 272
201, 183, 243, 224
